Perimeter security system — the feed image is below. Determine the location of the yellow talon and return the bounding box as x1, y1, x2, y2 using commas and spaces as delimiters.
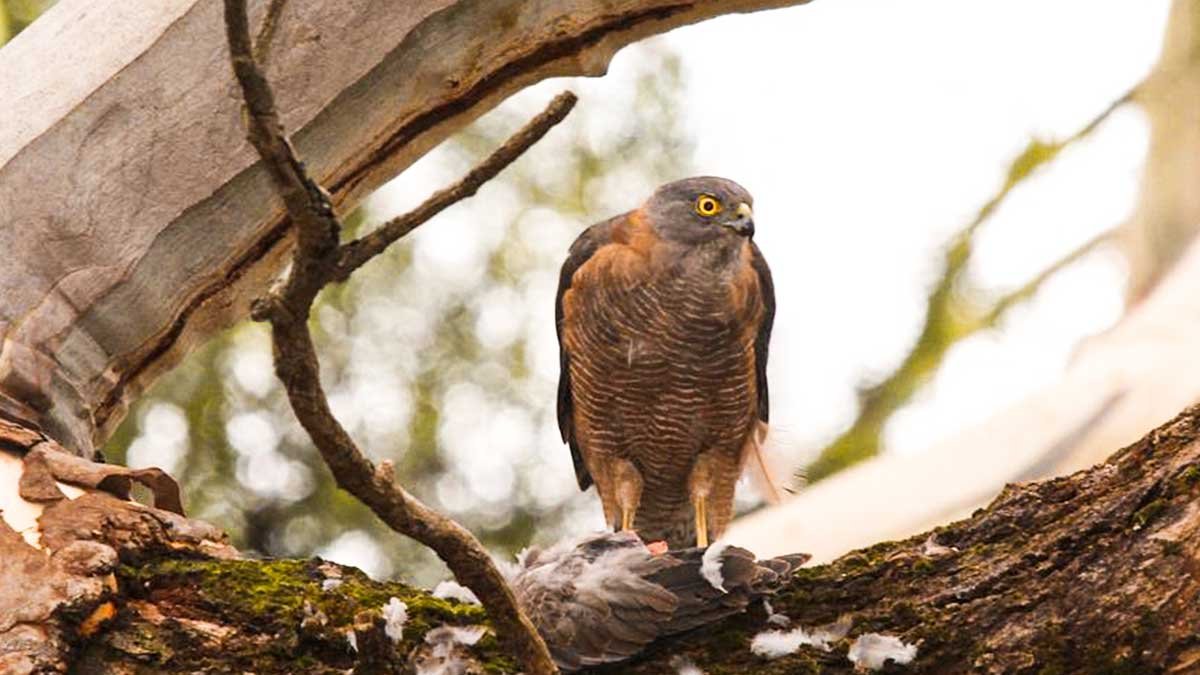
695, 495, 709, 548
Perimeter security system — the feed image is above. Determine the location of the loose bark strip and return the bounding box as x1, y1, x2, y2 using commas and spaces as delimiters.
222, 1, 566, 671
252, 0, 288, 66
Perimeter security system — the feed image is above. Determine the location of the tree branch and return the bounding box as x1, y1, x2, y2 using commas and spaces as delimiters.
335, 91, 577, 280
253, 0, 288, 66
222, 1, 565, 672
805, 86, 1138, 482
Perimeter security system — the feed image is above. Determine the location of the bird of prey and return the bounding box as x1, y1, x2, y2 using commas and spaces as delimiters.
556, 176, 779, 548
509, 531, 808, 671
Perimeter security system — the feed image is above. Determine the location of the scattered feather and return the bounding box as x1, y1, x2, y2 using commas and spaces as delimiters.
921, 534, 956, 557
848, 633, 917, 670
751, 627, 834, 659
700, 541, 732, 592
381, 597, 408, 643
515, 546, 535, 568
670, 655, 706, 675
432, 580, 481, 605
412, 625, 488, 675
751, 616, 853, 659
426, 624, 487, 647
321, 578, 343, 591
763, 599, 790, 627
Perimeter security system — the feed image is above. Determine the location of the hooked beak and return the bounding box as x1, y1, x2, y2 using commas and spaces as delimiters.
725, 202, 755, 238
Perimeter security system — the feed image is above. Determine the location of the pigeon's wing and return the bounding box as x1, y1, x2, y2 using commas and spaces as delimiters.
647, 545, 808, 634
514, 534, 678, 671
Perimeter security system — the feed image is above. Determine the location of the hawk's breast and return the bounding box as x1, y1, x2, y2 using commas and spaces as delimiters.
562, 238, 764, 525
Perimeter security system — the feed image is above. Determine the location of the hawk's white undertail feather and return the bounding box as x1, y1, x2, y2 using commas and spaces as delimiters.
740, 421, 791, 505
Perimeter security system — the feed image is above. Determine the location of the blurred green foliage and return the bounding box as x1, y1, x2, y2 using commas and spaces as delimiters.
105, 49, 694, 586
0, 0, 54, 44
805, 98, 1131, 482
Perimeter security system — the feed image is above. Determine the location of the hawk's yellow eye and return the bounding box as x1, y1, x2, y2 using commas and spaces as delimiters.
695, 195, 722, 217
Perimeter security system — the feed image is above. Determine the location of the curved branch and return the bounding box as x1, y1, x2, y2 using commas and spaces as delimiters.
222, 1, 565, 671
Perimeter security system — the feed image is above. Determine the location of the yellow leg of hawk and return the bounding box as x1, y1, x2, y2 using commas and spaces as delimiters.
614, 459, 643, 533
694, 494, 709, 548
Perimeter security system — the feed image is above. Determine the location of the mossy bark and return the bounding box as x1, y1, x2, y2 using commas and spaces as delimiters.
47, 405, 1200, 673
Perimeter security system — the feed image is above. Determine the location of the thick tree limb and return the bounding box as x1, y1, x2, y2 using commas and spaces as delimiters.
48, 403, 1200, 673
222, 1, 564, 671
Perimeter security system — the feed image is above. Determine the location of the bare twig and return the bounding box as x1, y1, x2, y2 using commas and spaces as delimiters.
334, 91, 577, 280
253, 0, 288, 66
806, 86, 1137, 482
222, 1, 563, 672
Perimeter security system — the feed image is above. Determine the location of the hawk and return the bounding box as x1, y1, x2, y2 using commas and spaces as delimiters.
555, 176, 779, 549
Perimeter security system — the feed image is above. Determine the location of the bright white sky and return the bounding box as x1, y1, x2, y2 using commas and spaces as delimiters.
658, 0, 1170, 457
379, 0, 1171, 467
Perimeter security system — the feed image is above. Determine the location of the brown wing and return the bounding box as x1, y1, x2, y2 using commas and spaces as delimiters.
556, 217, 619, 490
750, 242, 775, 423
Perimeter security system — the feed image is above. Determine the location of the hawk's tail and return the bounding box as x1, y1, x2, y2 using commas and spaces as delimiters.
740, 420, 790, 504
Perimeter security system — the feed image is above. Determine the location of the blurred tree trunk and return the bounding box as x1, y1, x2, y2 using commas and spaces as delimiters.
1121, 0, 1200, 299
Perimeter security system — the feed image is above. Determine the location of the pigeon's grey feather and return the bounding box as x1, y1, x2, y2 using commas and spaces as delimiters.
509, 532, 809, 671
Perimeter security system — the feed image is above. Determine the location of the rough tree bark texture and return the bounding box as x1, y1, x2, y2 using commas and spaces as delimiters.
17, 403, 1197, 673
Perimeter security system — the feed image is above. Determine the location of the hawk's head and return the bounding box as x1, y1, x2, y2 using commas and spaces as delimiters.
640, 176, 755, 245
